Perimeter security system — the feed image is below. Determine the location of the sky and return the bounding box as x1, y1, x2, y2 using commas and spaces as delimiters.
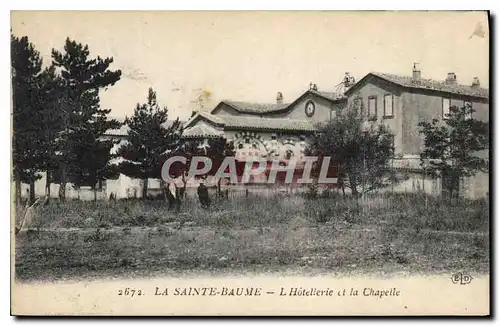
11, 11, 489, 122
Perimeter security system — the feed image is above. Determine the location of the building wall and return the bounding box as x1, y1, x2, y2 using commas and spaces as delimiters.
284, 93, 338, 122
343, 79, 489, 199
345, 80, 405, 154
223, 129, 307, 161
401, 89, 489, 155
19, 171, 168, 201
462, 172, 489, 199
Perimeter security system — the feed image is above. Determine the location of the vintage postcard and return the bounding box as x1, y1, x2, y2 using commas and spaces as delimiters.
10, 10, 490, 316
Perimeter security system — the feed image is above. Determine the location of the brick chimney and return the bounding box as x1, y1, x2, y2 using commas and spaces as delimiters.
276, 92, 284, 104
412, 63, 421, 82
445, 72, 457, 85
471, 77, 481, 88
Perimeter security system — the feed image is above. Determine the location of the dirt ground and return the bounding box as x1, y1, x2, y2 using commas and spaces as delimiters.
14, 222, 489, 282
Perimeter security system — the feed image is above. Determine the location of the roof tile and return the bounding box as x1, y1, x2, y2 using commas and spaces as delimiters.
370, 72, 489, 99
223, 100, 290, 114
187, 112, 315, 132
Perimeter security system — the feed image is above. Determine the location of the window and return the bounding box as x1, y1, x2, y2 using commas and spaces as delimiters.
442, 98, 451, 119
98, 180, 106, 190
238, 143, 243, 149
383, 94, 394, 117
285, 150, 294, 160
368, 96, 377, 117
330, 109, 337, 120
464, 101, 473, 120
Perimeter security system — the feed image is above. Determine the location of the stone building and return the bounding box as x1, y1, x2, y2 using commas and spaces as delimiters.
182, 86, 346, 162
343, 66, 489, 198
19, 67, 489, 200
183, 66, 489, 198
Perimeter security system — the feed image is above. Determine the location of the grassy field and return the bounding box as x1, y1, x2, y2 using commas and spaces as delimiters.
14, 193, 490, 282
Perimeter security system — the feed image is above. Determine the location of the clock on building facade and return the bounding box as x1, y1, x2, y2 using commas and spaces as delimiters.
305, 100, 316, 117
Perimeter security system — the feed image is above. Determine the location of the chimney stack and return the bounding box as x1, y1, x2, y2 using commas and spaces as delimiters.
471, 77, 480, 88
445, 72, 457, 85
412, 63, 421, 82
276, 92, 283, 105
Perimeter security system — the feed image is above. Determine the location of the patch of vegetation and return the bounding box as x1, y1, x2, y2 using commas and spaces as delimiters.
14, 193, 489, 281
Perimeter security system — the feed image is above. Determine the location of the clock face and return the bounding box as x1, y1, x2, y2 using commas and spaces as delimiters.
305, 101, 316, 117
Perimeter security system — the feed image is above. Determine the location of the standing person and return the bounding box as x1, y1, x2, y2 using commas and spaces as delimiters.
165, 182, 177, 210
197, 181, 211, 209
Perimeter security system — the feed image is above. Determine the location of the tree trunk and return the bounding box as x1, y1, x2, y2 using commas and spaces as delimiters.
217, 179, 222, 199
29, 180, 35, 205
349, 173, 359, 198
181, 173, 187, 199
175, 185, 181, 212
142, 178, 148, 199
14, 170, 21, 207
160, 178, 166, 200
165, 183, 175, 209
45, 171, 51, 200
93, 188, 97, 201
59, 167, 66, 201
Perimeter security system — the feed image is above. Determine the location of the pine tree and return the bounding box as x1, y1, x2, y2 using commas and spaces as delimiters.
174, 137, 235, 198
419, 104, 489, 197
11, 34, 44, 204
51, 38, 122, 200
117, 87, 183, 199
37, 64, 64, 200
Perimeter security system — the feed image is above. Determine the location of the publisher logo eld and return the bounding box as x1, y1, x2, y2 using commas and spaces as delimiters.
451, 272, 473, 285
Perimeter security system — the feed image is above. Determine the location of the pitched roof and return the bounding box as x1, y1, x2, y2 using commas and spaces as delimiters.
185, 112, 315, 133
104, 120, 185, 137
210, 90, 346, 115
197, 111, 225, 124
105, 124, 129, 137
223, 115, 315, 132
220, 100, 290, 114
182, 124, 224, 139
347, 72, 489, 99
309, 90, 346, 102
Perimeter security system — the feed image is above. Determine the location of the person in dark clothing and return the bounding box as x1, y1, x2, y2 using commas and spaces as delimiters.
165, 183, 177, 210
197, 182, 211, 208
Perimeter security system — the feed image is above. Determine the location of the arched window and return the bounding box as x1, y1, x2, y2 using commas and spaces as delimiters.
285, 150, 294, 160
